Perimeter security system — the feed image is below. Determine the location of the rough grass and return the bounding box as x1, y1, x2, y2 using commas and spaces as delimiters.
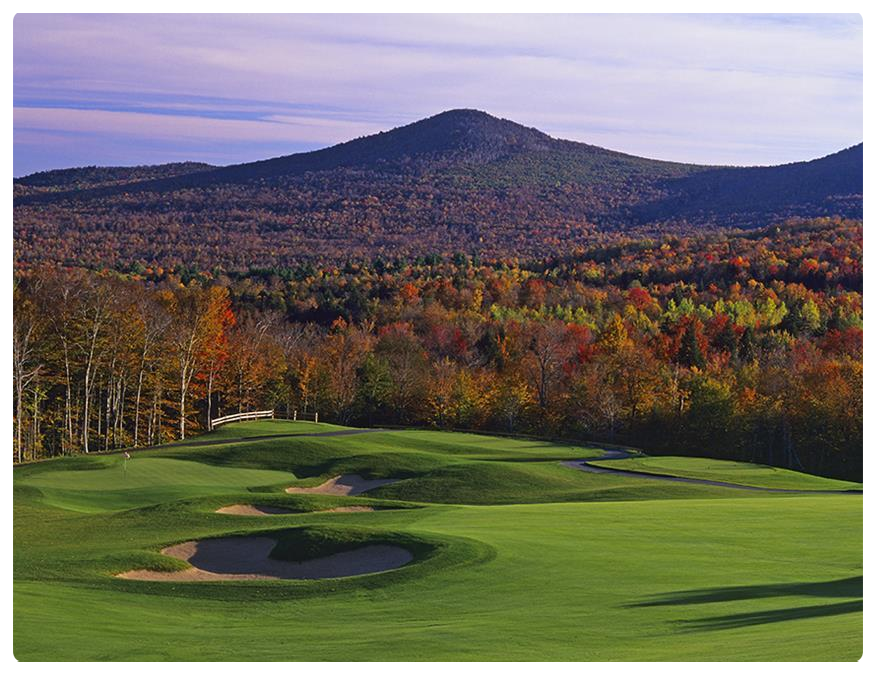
13, 420, 862, 661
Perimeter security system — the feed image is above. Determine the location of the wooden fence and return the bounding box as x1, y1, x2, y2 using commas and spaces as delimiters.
209, 409, 321, 429
209, 409, 274, 429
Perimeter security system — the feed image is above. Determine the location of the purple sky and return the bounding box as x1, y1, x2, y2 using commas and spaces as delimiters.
13, 13, 862, 176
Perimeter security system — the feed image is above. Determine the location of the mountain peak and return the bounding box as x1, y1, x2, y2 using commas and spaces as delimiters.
422, 108, 525, 128
429, 108, 495, 120
395, 108, 555, 155
184, 108, 558, 184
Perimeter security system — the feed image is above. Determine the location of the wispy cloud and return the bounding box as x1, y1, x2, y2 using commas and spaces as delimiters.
13, 13, 862, 175
14, 107, 385, 145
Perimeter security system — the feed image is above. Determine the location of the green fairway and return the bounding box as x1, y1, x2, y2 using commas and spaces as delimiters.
13, 421, 862, 661
16, 456, 297, 512
174, 419, 349, 442
588, 456, 862, 491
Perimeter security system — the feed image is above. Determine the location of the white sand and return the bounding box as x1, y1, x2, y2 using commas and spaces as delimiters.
285, 474, 399, 496
118, 536, 412, 582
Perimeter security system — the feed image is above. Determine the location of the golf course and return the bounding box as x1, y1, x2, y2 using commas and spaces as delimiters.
13, 420, 862, 661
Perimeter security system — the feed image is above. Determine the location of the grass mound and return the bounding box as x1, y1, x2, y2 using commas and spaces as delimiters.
15, 456, 296, 513
268, 525, 434, 563
590, 456, 862, 491
374, 459, 788, 504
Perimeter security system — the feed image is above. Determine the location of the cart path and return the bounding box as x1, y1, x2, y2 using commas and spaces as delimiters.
19, 425, 860, 496
561, 449, 862, 495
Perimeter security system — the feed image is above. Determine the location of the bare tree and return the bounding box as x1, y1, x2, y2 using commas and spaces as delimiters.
131, 292, 170, 445
35, 271, 83, 453
75, 277, 117, 453
13, 282, 42, 462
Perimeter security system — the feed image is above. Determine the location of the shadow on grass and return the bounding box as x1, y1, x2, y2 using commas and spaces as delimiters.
629, 576, 861, 607
676, 600, 862, 631
630, 576, 862, 632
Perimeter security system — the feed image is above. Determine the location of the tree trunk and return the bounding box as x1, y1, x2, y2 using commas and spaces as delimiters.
15, 382, 23, 463
207, 370, 214, 431
63, 341, 74, 453
179, 361, 188, 441
133, 374, 144, 446
82, 359, 94, 453
32, 386, 39, 461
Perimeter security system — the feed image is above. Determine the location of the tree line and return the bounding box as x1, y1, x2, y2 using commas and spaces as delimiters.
12, 219, 862, 480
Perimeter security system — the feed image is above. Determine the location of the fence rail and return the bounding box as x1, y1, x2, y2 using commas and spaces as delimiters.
210, 409, 274, 429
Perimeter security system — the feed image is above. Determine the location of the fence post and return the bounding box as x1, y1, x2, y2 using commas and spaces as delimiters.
315, 412, 319, 424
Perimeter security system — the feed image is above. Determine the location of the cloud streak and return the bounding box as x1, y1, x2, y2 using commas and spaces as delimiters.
14, 107, 386, 145
13, 13, 862, 175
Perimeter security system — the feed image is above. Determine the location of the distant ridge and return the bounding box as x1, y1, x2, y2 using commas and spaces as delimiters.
15, 161, 216, 193
13, 109, 862, 268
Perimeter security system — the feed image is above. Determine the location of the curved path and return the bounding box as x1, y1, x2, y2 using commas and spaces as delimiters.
561, 449, 862, 495
101, 425, 859, 496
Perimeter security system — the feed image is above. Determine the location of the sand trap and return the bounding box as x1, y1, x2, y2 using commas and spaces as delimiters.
285, 474, 399, 496
321, 505, 376, 513
216, 504, 376, 516
118, 536, 413, 582
215, 504, 297, 516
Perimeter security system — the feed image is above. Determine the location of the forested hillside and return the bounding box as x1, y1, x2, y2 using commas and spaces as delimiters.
13, 110, 862, 269
13, 218, 862, 480
13, 161, 215, 196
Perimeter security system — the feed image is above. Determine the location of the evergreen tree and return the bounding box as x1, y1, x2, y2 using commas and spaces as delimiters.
678, 321, 706, 369
738, 328, 756, 364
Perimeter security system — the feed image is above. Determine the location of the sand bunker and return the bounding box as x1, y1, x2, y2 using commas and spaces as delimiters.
216, 504, 376, 516
215, 504, 297, 516
285, 474, 399, 496
322, 505, 376, 513
118, 536, 413, 582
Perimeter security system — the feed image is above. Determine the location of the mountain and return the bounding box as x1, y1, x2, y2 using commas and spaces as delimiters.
13, 110, 862, 269
14, 110, 696, 201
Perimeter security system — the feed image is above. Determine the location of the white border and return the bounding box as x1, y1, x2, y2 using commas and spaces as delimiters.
5, 3, 868, 670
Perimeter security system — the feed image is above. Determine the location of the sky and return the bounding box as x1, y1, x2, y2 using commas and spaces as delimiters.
13, 13, 863, 176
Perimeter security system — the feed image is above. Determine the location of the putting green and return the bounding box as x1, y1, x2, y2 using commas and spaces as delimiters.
18, 456, 296, 512
13, 421, 862, 661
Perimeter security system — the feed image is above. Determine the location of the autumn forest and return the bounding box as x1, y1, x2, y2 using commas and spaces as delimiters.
13, 216, 862, 480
